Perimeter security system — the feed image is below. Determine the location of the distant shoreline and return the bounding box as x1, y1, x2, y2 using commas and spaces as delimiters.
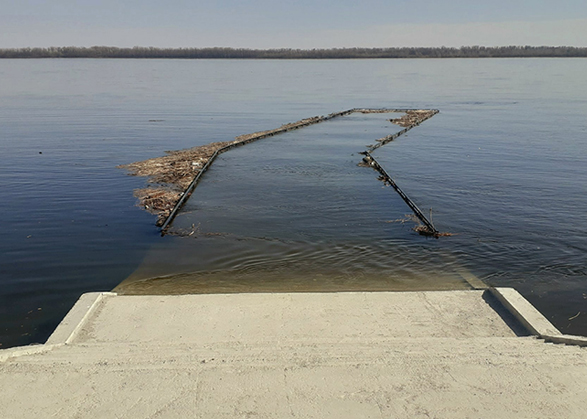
1, 46, 587, 59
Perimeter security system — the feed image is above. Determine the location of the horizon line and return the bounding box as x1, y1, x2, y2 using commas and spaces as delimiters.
2, 45, 586, 59
2, 45, 587, 49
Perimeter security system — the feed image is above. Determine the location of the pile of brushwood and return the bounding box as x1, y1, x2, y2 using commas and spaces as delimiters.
118, 140, 237, 225
118, 116, 327, 226
390, 110, 437, 127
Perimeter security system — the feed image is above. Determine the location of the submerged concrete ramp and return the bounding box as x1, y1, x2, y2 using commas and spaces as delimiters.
1, 290, 586, 418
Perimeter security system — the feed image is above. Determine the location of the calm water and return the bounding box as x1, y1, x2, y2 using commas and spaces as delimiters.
1, 58, 586, 348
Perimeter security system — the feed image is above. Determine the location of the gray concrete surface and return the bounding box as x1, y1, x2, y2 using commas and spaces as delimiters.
1, 290, 586, 418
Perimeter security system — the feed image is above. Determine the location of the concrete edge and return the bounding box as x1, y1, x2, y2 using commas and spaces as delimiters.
46, 292, 117, 345
1, 292, 116, 362
0, 343, 64, 362
542, 334, 587, 347
488, 287, 562, 337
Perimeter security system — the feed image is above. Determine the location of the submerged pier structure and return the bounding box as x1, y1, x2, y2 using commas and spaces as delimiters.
119, 108, 441, 236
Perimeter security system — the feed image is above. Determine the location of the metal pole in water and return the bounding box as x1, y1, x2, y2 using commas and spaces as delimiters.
361, 151, 439, 236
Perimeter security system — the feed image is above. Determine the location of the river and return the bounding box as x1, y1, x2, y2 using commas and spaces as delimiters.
1, 58, 586, 348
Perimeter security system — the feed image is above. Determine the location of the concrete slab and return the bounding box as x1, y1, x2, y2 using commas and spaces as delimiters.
1, 290, 586, 418
72, 291, 517, 345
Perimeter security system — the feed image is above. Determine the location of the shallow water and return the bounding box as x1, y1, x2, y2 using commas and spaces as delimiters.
117, 112, 470, 291
1, 58, 586, 348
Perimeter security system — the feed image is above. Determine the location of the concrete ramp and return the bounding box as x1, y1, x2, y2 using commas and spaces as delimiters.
1, 290, 586, 418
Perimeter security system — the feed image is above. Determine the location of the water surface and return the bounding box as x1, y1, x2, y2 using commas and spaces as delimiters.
1, 58, 586, 348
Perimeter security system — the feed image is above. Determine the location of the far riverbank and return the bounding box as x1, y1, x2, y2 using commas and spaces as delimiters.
2, 45, 587, 59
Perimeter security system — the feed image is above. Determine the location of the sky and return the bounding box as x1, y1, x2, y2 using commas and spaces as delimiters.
1, 0, 587, 48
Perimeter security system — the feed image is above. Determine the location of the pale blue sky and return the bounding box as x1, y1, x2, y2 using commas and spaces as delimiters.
2, 0, 587, 48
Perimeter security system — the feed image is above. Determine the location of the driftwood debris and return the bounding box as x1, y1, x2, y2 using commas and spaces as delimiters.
119, 108, 443, 234
118, 140, 237, 225
118, 111, 355, 227
367, 109, 438, 152
235, 116, 324, 142
390, 110, 438, 127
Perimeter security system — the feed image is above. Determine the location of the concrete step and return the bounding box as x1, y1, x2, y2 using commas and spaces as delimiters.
7, 337, 585, 367
51, 291, 521, 347
1, 290, 586, 419
2, 338, 586, 419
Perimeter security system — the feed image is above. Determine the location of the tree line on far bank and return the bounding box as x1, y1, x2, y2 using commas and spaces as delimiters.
1, 46, 586, 59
